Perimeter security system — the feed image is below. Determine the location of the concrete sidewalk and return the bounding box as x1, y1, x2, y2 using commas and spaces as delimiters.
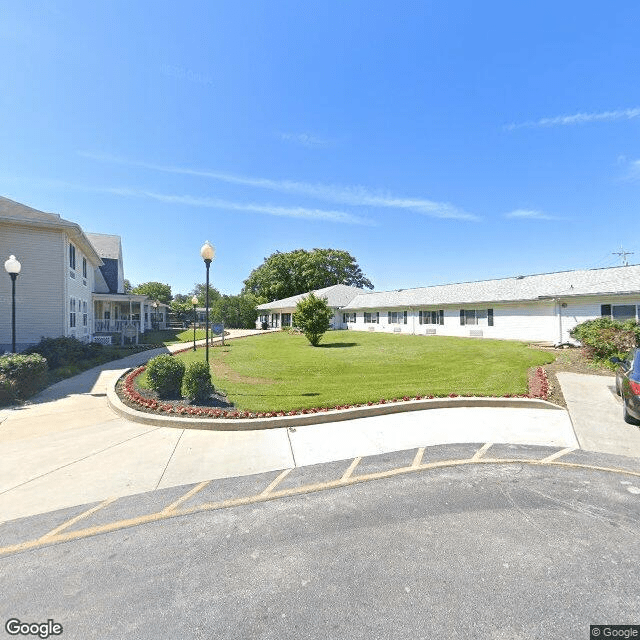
0, 332, 609, 523
556, 371, 640, 458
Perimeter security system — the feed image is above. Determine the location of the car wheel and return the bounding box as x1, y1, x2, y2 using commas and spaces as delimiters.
622, 399, 640, 425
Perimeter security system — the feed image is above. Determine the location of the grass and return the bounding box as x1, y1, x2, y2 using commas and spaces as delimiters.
136, 331, 554, 412
140, 328, 215, 345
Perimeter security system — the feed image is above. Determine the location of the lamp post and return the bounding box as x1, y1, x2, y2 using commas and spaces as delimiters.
191, 295, 198, 351
200, 240, 216, 363
151, 301, 158, 331
4, 255, 21, 353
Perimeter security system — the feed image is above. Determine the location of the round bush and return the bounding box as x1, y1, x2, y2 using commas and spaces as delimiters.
146, 354, 185, 398
181, 361, 214, 402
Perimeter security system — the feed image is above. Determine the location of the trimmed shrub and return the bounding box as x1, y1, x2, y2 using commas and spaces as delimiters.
24, 336, 104, 370
146, 354, 185, 398
293, 292, 333, 347
0, 353, 48, 404
569, 317, 640, 365
181, 361, 214, 402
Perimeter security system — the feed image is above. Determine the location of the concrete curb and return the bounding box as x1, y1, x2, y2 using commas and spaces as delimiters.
107, 371, 562, 432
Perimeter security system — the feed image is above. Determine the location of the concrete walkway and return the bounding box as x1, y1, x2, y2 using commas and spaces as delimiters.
0, 333, 625, 523
556, 371, 640, 458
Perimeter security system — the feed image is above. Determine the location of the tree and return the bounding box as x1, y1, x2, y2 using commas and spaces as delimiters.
123, 279, 133, 294
242, 249, 373, 301
293, 292, 333, 347
172, 293, 190, 304
191, 283, 222, 307
132, 282, 173, 305
210, 293, 259, 329
170, 301, 193, 324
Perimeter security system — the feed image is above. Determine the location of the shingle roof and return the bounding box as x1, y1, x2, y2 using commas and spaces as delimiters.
0, 195, 102, 265
86, 233, 122, 260
257, 284, 368, 310
341, 265, 640, 310
0, 195, 63, 223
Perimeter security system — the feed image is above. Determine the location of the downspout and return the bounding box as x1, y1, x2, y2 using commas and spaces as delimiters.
556, 298, 563, 345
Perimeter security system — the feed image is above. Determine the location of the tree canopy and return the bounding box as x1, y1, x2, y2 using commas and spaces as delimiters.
211, 293, 259, 329
131, 281, 173, 305
191, 283, 222, 307
242, 248, 373, 302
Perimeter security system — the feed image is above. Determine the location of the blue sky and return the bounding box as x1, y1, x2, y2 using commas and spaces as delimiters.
1, 1, 639, 296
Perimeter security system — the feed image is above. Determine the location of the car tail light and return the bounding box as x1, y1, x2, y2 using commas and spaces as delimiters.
630, 380, 640, 396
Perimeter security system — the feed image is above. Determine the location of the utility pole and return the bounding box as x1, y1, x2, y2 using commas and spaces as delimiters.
613, 247, 634, 266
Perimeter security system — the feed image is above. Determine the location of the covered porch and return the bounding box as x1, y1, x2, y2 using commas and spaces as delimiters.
92, 294, 170, 334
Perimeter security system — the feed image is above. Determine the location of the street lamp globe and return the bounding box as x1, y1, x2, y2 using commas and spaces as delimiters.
191, 295, 198, 305
200, 241, 215, 262
4, 255, 21, 275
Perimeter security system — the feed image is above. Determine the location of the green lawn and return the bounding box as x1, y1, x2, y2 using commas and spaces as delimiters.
140, 328, 213, 345
137, 331, 554, 412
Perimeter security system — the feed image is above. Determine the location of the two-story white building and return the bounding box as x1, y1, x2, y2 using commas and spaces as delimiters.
0, 196, 168, 352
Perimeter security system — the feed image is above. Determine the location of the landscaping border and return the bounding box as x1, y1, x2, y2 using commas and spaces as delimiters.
107, 367, 562, 431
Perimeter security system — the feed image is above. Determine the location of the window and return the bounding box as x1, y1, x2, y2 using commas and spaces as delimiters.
419, 310, 444, 325
601, 304, 638, 322
343, 313, 356, 323
82, 301, 88, 327
460, 308, 494, 326
387, 311, 407, 324
282, 313, 292, 327
364, 312, 379, 323
69, 244, 76, 270
82, 257, 87, 278
70, 298, 76, 328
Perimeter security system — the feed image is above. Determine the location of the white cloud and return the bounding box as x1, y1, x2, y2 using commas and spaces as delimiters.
279, 132, 330, 148
97, 187, 375, 225
505, 107, 640, 131
505, 208, 563, 221
78, 151, 479, 221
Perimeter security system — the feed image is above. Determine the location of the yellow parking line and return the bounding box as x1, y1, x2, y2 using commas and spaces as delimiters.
471, 443, 493, 460
39, 497, 117, 540
162, 480, 212, 513
341, 457, 362, 481
3, 458, 640, 558
260, 468, 293, 496
412, 447, 425, 467
538, 447, 576, 463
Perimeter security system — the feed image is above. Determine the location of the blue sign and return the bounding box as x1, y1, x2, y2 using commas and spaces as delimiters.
212, 323, 224, 335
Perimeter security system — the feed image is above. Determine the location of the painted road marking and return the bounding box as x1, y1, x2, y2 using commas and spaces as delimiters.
162, 480, 212, 514
411, 447, 425, 468
538, 447, 577, 463
471, 443, 493, 460
260, 468, 293, 496
2, 455, 640, 558
39, 497, 117, 540
341, 457, 362, 481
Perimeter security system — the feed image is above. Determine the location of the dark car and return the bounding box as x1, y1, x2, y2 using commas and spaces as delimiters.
611, 348, 640, 425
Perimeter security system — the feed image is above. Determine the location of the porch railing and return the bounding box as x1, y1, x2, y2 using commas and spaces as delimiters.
94, 319, 141, 333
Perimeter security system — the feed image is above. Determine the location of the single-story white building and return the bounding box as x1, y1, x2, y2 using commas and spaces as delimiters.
256, 265, 640, 345
256, 284, 368, 329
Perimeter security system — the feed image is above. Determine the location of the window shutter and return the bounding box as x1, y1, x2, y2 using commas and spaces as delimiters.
404, 311, 407, 324
488, 308, 494, 326
460, 310, 465, 325
601, 304, 611, 318
439, 310, 444, 325
376, 312, 379, 323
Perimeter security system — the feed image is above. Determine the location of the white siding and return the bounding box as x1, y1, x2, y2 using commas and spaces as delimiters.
65, 237, 96, 342
0, 225, 66, 349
